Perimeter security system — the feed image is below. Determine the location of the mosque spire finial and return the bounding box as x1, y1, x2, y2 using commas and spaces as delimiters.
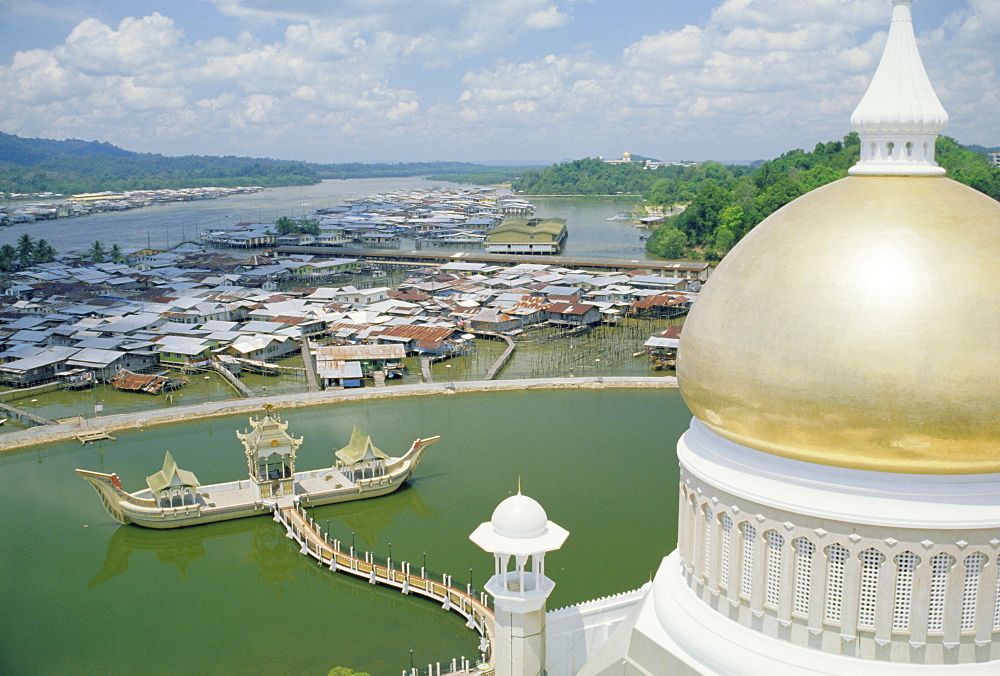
849, 0, 948, 176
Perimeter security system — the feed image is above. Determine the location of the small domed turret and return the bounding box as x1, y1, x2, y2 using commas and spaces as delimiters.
491, 492, 548, 539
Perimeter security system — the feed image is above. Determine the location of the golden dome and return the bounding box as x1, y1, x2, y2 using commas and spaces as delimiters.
677, 176, 1000, 474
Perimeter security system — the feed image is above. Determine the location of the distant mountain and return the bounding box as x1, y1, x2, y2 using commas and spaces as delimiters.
0, 132, 520, 194
0, 132, 138, 166
964, 143, 1000, 156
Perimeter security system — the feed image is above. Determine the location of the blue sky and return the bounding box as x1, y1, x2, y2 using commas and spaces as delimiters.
0, 0, 995, 164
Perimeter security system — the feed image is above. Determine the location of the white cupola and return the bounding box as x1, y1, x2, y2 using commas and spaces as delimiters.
470, 490, 569, 676
849, 0, 948, 176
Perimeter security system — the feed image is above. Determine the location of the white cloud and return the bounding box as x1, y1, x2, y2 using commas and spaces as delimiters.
207, 0, 573, 63
525, 6, 571, 30
0, 9, 422, 154
451, 0, 998, 159
454, 0, 893, 154
709, 0, 887, 31
0, 1, 994, 162
63, 14, 183, 76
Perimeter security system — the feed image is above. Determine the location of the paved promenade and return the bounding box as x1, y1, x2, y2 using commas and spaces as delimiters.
0, 376, 677, 452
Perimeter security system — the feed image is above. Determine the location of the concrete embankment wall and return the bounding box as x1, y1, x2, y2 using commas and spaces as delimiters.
0, 376, 677, 453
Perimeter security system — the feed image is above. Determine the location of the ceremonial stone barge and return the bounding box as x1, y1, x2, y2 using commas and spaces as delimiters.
76, 405, 439, 529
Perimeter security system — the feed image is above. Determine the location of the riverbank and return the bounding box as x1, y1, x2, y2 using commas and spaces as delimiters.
0, 376, 677, 452
515, 193, 643, 198
0, 186, 265, 225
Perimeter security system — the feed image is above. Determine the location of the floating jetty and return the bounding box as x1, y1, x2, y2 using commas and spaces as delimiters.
76, 431, 115, 444
76, 404, 439, 529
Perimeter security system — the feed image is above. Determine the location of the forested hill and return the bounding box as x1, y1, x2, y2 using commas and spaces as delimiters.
512, 158, 689, 195
964, 143, 1000, 155
632, 134, 999, 261
0, 133, 135, 165
0, 132, 322, 193
0, 132, 523, 194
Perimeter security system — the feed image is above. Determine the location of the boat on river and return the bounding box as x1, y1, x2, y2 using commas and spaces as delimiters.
76, 405, 439, 529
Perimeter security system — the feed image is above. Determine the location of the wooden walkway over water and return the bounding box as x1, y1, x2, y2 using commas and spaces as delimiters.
75, 430, 115, 444
210, 360, 253, 398
420, 333, 515, 383
478, 333, 516, 381
0, 401, 58, 427
300, 337, 319, 393
276, 245, 712, 279
275, 503, 495, 675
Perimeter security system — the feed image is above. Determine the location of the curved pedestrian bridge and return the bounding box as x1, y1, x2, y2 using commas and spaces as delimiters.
276, 502, 496, 675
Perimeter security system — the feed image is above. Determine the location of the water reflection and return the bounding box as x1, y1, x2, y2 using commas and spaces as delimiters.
90, 482, 436, 590
315, 481, 436, 548
90, 522, 210, 587
246, 520, 301, 595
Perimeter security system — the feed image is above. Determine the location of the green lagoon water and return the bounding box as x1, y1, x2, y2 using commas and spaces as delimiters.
0, 388, 689, 675
0, 179, 680, 673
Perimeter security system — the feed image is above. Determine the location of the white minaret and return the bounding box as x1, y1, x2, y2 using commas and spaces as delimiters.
849, 0, 948, 175
470, 490, 569, 676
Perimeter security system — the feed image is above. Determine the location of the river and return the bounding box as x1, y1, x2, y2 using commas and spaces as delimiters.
0, 388, 689, 675
0, 178, 658, 260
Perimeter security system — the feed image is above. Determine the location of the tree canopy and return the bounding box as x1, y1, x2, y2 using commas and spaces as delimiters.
0, 234, 57, 272
643, 134, 1000, 260
271, 216, 321, 236
504, 135, 998, 260
512, 158, 681, 195
0, 132, 539, 195
89, 241, 106, 263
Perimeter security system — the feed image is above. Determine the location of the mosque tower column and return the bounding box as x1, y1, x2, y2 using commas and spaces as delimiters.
470, 491, 569, 676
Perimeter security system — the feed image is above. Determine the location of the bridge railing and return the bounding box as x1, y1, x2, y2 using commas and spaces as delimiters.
274, 503, 495, 672
399, 656, 495, 676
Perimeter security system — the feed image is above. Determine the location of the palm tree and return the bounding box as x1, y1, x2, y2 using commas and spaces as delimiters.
89, 240, 106, 263
34, 239, 57, 264
0, 244, 16, 273
16, 233, 34, 269
108, 244, 123, 264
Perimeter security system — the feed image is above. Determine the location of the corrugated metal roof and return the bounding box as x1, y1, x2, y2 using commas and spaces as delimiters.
316, 344, 405, 360
644, 337, 680, 348
66, 348, 125, 367
315, 359, 364, 379
546, 302, 597, 315
0, 345, 79, 373
372, 324, 455, 342
632, 294, 687, 309
110, 369, 182, 393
